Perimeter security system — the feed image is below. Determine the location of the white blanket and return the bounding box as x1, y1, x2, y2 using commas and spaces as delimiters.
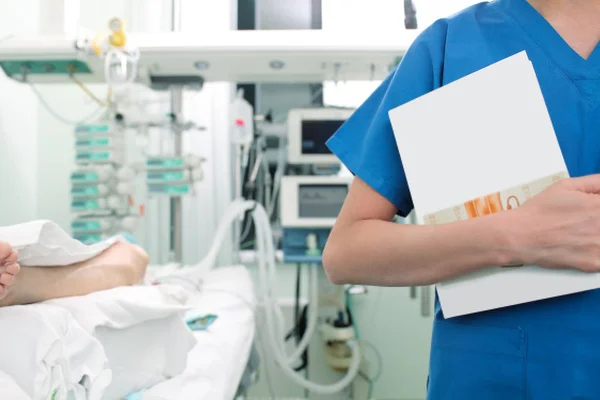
139, 266, 256, 400
45, 284, 197, 400
0, 370, 32, 400
0, 304, 111, 400
0, 220, 118, 267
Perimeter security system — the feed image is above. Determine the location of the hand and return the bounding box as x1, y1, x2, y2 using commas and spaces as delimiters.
510, 174, 600, 272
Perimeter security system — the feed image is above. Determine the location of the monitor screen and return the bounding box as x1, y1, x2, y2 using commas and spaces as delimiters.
301, 120, 345, 155
298, 184, 348, 218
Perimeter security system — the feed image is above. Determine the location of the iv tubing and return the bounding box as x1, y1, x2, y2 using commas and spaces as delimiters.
198, 199, 360, 394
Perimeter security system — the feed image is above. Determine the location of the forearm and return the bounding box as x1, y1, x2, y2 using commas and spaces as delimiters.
323, 211, 520, 286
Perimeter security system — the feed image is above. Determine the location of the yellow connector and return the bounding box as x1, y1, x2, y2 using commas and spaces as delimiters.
108, 17, 127, 48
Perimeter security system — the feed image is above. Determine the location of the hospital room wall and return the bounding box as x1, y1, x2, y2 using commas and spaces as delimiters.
0, 0, 41, 226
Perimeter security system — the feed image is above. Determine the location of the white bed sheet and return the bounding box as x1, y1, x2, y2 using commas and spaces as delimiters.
0, 370, 32, 400
45, 285, 196, 400
140, 265, 256, 400
0, 304, 111, 400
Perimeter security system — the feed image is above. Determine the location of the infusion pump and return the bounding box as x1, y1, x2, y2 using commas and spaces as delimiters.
280, 175, 352, 263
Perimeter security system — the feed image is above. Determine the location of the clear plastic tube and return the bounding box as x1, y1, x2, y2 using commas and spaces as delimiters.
252, 203, 361, 394
195, 199, 361, 394
104, 48, 140, 89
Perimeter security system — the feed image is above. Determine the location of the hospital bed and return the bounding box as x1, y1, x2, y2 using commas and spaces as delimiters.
0, 218, 259, 400
140, 264, 258, 400
0, 263, 257, 400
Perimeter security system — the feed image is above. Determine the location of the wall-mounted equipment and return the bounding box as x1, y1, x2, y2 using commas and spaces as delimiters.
280, 175, 351, 263
286, 108, 354, 166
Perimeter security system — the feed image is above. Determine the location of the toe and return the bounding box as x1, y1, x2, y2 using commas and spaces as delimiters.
0, 242, 12, 262
5, 263, 20, 276
4, 250, 18, 266
0, 285, 6, 300
0, 273, 15, 287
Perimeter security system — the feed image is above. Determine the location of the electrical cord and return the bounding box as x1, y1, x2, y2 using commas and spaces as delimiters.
28, 82, 106, 125
295, 305, 309, 372
266, 134, 286, 219
239, 240, 255, 249
287, 263, 309, 372
345, 290, 360, 339
68, 74, 108, 107
294, 263, 301, 343
284, 304, 309, 372
345, 290, 384, 390
239, 135, 268, 245
358, 371, 374, 400
239, 139, 258, 242
359, 340, 383, 384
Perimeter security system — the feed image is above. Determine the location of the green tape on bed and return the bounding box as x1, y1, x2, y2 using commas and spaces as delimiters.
187, 314, 218, 331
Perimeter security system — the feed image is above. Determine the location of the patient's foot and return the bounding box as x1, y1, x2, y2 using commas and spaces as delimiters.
0, 242, 20, 301
0, 240, 148, 307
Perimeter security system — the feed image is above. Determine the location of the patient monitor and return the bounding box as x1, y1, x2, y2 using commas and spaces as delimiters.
280, 176, 352, 263
281, 176, 351, 228
286, 108, 354, 165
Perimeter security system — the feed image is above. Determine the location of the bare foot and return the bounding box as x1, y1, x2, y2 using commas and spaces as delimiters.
0, 241, 148, 307
77, 240, 149, 284
0, 242, 20, 301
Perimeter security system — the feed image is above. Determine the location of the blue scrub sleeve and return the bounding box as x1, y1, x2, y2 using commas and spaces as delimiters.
326, 24, 446, 217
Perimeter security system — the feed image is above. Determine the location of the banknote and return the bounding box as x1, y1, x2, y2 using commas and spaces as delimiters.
422, 171, 569, 225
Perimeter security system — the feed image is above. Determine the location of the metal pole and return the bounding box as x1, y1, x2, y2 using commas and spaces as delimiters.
172, 0, 182, 31
233, 144, 242, 262
170, 0, 183, 262
171, 87, 183, 262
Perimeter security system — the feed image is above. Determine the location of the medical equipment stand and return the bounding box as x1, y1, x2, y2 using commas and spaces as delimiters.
170, 86, 184, 262
170, 0, 183, 263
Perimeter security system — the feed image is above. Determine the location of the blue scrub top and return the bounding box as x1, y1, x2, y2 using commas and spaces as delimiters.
326, 0, 600, 398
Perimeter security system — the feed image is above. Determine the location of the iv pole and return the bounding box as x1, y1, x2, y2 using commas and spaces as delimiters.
170, 0, 183, 263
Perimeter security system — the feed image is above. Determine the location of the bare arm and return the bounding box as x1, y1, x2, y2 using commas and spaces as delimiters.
323, 177, 521, 286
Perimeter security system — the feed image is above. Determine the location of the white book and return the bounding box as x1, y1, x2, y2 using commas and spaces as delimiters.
389, 51, 599, 318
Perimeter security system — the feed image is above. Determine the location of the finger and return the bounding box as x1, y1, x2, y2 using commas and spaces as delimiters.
0, 273, 15, 287
5, 263, 19, 276
565, 174, 600, 194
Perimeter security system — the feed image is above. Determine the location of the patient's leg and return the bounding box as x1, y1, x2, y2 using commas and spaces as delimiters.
0, 242, 20, 300
0, 241, 149, 307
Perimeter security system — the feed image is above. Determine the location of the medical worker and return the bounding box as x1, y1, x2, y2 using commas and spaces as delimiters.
323, 0, 600, 398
